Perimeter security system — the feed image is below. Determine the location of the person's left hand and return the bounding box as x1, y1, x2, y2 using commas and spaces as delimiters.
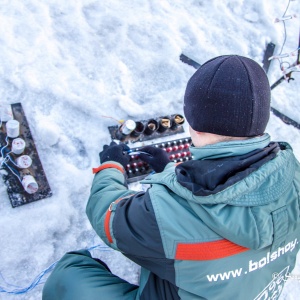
99, 142, 130, 168
139, 146, 170, 173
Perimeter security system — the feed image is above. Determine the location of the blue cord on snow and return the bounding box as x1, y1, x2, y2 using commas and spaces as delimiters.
0, 244, 111, 295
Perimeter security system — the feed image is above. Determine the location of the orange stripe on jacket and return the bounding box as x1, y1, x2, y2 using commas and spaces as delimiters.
104, 209, 113, 243
175, 239, 249, 260
104, 195, 134, 244
92, 163, 124, 174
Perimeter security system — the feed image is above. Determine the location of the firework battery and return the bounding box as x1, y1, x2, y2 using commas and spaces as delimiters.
16, 155, 32, 169
144, 119, 158, 135
119, 120, 136, 135
116, 120, 136, 141
6, 119, 20, 138
22, 175, 38, 194
130, 121, 145, 137
158, 117, 171, 132
11, 138, 26, 155
171, 114, 185, 129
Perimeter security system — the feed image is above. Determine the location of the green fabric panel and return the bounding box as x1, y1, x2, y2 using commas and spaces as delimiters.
190, 133, 270, 160
149, 185, 221, 258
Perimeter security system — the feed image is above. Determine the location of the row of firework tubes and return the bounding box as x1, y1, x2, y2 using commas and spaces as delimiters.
0, 110, 38, 194
116, 114, 185, 140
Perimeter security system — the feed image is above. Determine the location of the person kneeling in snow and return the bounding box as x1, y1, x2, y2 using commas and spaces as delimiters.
43, 55, 300, 300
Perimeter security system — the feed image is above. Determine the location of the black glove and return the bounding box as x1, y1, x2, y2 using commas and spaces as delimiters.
139, 146, 170, 173
99, 142, 130, 168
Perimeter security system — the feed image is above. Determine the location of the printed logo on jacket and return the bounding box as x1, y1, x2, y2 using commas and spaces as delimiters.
206, 239, 298, 300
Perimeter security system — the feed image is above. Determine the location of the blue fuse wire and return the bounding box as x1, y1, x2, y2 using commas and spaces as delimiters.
0, 244, 112, 295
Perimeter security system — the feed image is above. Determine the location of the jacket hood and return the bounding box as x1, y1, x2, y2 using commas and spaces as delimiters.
141, 138, 299, 250
175, 142, 279, 197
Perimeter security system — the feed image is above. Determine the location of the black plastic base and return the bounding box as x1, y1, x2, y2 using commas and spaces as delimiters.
0, 103, 52, 207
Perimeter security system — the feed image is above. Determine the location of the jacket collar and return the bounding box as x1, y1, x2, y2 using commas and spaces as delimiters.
190, 133, 271, 160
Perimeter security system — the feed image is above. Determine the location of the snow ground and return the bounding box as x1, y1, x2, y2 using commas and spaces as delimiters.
0, 0, 299, 299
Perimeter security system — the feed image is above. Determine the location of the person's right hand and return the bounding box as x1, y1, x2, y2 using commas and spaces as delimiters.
139, 146, 170, 173
99, 142, 130, 168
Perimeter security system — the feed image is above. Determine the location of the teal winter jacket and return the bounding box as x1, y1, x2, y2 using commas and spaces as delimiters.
86, 134, 300, 299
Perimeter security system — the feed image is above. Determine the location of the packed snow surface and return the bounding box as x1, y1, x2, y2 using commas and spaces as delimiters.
0, 0, 299, 299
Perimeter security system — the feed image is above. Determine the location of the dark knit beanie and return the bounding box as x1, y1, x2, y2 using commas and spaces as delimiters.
184, 55, 271, 137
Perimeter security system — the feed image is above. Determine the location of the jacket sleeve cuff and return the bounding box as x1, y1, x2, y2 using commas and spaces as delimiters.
92, 161, 125, 174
